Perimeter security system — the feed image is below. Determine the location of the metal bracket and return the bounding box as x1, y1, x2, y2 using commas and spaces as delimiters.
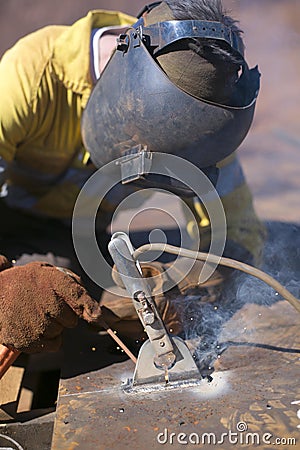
131, 336, 201, 387
117, 146, 152, 184
116, 34, 130, 52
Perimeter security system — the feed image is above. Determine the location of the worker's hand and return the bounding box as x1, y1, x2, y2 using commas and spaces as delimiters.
111, 258, 225, 301
0, 258, 102, 353
100, 259, 225, 341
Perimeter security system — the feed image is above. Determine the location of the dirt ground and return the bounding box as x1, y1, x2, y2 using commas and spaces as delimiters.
232, 0, 300, 223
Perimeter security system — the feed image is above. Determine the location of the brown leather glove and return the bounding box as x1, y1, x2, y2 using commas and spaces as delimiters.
0, 256, 102, 353
100, 258, 225, 342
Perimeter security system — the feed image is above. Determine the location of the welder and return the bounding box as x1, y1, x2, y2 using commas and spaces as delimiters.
0, 0, 265, 356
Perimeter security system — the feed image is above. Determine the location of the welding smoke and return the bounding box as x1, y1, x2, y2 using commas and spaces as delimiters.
176, 221, 300, 373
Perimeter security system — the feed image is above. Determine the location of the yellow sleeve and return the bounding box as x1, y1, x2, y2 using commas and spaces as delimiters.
183, 153, 267, 264
0, 41, 35, 162
0, 26, 64, 163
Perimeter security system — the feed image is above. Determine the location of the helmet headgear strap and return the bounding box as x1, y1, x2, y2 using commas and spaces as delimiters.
136, 2, 163, 19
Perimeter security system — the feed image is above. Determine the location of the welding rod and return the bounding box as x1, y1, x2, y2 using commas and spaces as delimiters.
0, 322, 137, 381
0, 344, 21, 380
99, 319, 137, 364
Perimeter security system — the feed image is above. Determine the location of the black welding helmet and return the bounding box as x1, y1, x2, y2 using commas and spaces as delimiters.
82, 1, 260, 191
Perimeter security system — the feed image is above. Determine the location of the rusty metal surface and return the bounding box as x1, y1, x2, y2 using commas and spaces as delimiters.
51, 298, 299, 450
52, 221, 300, 449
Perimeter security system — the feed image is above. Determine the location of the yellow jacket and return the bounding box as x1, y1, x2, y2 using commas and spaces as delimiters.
0, 10, 135, 218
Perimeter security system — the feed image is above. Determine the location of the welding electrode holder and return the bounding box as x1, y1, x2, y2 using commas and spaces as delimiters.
108, 232, 175, 361
108, 232, 201, 387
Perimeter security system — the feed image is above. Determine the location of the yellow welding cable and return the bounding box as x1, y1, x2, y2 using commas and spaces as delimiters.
133, 244, 300, 315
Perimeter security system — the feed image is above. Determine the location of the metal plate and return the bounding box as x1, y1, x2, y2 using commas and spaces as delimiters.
51, 298, 300, 449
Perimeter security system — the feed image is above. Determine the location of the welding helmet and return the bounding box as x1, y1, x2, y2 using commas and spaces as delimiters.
82, 1, 260, 193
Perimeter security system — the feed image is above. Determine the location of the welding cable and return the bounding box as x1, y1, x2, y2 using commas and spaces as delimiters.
133, 244, 300, 315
